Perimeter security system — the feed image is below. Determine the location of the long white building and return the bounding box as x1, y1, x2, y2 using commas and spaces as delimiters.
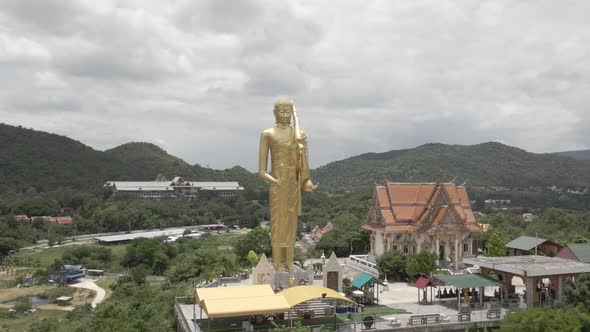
105, 176, 244, 199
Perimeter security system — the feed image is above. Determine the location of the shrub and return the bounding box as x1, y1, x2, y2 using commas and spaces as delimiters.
46, 286, 75, 303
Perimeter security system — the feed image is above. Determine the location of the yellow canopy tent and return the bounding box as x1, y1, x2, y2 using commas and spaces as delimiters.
195, 284, 274, 303
279, 286, 356, 307
195, 285, 356, 320
201, 295, 291, 319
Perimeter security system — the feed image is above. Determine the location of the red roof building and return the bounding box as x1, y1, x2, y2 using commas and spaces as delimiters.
29, 216, 73, 225
53, 217, 73, 225
363, 181, 480, 269
31, 216, 53, 222
312, 222, 333, 240
15, 215, 31, 222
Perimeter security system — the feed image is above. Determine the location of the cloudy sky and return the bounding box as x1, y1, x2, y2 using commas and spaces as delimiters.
1, 0, 589, 171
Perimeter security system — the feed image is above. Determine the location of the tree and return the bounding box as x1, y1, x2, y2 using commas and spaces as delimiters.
0, 237, 19, 258
247, 250, 259, 269
122, 238, 173, 275
376, 250, 408, 280
572, 235, 589, 244
487, 230, 506, 256
30, 317, 60, 332
405, 249, 437, 278
234, 226, 271, 262
499, 307, 590, 332
166, 249, 241, 284
564, 273, 590, 310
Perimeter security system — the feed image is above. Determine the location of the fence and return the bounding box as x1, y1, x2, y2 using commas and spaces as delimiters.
348, 255, 378, 276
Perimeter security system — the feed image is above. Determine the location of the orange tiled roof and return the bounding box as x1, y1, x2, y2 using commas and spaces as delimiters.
387, 183, 436, 222
313, 222, 333, 240
376, 186, 390, 209
364, 181, 479, 233
381, 209, 395, 225
432, 206, 448, 226
385, 224, 416, 232
362, 224, 384, 232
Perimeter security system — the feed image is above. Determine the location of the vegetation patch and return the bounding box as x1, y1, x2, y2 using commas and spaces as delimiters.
0, 309, 68, 332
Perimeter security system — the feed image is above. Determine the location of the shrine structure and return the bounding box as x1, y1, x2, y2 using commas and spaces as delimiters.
363, 181, 481, 269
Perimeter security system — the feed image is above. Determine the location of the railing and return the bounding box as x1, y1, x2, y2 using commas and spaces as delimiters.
174, 297, 198, 332
348, 255, 379, 276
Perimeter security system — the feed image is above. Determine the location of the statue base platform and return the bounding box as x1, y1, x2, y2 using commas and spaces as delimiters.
252, 255, 314, 290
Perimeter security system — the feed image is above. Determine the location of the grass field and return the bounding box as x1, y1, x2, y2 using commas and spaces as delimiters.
0, 286, 53, 303
199, 231, 243, 249
0, 309, 68, 332
16, 243, 130, 271
15, 231, 245, 271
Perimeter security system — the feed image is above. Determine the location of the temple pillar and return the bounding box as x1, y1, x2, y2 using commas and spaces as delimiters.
557, 276, 564, 301
526, 277, 535, 308
375, 232, 384, 256
479, 287, 484, 306
435, 238, 440, 265
454, 239, 459, 270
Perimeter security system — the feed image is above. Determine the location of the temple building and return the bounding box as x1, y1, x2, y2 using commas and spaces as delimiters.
105, 176, 244, 199
363, 181, 480, 269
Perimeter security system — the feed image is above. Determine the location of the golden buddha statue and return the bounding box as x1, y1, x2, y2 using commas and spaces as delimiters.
259, 98, 317, 271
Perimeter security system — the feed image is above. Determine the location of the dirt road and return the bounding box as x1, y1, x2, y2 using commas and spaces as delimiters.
69, 278, 105, 308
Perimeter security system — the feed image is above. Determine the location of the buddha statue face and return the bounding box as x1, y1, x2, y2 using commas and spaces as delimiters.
273, 99, 293, 125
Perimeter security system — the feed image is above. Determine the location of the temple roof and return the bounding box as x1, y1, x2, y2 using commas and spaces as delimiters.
366, 181, 479, 233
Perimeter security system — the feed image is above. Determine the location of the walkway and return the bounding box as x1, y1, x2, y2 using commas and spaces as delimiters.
69, 278, 106, 308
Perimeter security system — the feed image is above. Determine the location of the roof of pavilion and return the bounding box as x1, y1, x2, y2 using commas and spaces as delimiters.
351, 272, 385, 288
433, 274, 501, 289
464, 255, 590, 277
194, 285, 355, 319
506, 235, 563, 251
415, 277, 437, 289
279, 286, 355, 307
563, 243, 590, 263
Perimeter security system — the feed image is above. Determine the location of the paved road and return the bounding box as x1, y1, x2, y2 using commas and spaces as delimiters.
69, 278, 106, 308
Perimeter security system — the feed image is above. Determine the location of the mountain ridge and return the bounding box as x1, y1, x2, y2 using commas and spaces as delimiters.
0, 123, 259, 192
555, 149, 590, 161
2, 123, 590, 193
312, 141, 590, 190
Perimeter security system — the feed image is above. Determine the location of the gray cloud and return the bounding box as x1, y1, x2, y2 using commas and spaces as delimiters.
0, 0, 589, 172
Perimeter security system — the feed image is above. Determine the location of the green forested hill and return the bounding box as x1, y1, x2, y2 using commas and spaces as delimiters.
0, 124, 259, 192
104, 142, 205, 181
3, 123, 590, 194
312, 142, 590, 190
556, 149, 590, 161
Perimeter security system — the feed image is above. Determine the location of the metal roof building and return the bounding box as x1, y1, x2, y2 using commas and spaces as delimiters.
95, 228, 188, 244
505, 235, 563, 256
556, 243, 590, 263
105, 177, 244, 199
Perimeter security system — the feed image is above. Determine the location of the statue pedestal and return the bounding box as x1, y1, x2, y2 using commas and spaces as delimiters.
273, 267, 311, 290
252, 255, 314, 290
